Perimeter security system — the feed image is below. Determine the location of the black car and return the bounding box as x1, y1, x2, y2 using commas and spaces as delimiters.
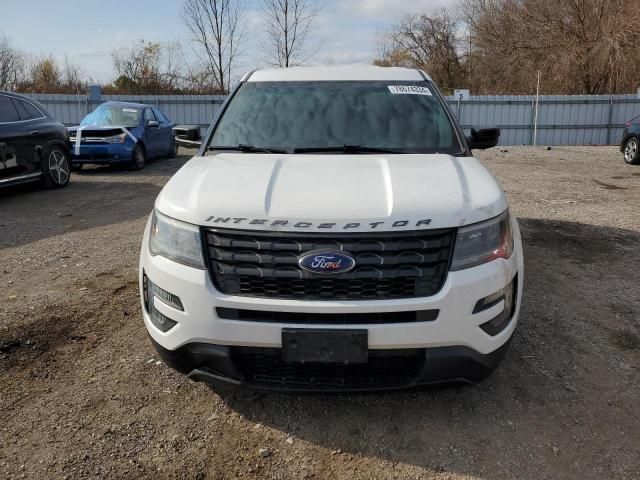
620, 115, 640, 165
0, 91, 71, 188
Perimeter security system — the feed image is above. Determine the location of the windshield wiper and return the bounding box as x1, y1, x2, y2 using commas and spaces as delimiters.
293, 145, 407, 154
208, 144, 288, 154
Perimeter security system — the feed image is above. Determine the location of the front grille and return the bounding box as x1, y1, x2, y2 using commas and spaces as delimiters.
204, 228, 455, 300
216, 307, 439, 324
233, 347, 425, 388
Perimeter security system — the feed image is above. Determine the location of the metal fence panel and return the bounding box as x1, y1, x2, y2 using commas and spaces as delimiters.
27, 91, 640, 146
447, 94, 640, 146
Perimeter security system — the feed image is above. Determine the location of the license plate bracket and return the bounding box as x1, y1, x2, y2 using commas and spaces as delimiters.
282, 328, 368, 363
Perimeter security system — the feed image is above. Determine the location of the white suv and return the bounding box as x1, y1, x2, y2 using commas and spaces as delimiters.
139, 66, 524, 392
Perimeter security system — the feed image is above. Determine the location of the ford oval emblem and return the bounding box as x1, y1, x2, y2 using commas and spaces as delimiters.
298, 251, 356, 275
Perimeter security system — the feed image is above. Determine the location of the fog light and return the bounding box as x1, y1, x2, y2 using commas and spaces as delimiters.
475, 275, 517, 336
143, 274, 180, 332
148, 280, 183, 311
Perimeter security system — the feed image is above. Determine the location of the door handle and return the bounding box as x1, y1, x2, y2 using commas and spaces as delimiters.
30, 131, 39, 135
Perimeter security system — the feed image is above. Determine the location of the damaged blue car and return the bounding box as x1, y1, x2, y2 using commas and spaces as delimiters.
68, 101, 176, 171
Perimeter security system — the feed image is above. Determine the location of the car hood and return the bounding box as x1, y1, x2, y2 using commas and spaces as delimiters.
67, 125, 142, 134
155, 153, 507, 232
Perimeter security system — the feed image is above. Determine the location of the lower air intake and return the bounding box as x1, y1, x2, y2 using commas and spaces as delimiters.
232, 347, 425, 389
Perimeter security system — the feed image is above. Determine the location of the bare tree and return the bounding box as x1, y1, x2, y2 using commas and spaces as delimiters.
60, 56, 88, 94
0, 36, 24, 91
374, 11, 465, 93
459, 0, 640, 94
182, 0, 246, 93
111, 40, 183, 94
14, 55, 88, 93
262, 0, 322, 67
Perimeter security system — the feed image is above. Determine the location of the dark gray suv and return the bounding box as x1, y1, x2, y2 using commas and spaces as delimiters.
0, 91, 71, 188
620, 115, 640, 165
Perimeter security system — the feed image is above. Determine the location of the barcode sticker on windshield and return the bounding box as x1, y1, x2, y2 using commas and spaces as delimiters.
388, 85, 432, 96
123, 108, 138, 113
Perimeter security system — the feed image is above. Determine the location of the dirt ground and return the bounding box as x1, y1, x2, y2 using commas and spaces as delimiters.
1, 146, 639, 480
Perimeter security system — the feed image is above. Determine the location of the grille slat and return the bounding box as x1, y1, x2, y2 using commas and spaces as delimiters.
205, 228, 455, 300
210, 248, 450, 266
207, 233, 452, 252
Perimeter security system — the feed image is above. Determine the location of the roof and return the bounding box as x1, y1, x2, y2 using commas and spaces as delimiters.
0, 91, 52, 117
0, 90, 38, 101
247, 66, 431, 82
102, 100, 150, 109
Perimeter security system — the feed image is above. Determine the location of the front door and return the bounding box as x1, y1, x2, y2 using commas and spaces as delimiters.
153, 107, 173, 154
143, 108, 160, 157
11, 96, 49, 173
0, 95, 30, 179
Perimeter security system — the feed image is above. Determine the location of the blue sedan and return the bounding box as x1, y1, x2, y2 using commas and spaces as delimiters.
68, 101, 176, 170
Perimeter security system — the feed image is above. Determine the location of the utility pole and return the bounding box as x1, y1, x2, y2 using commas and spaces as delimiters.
533, 70, 541, 146
468, 30, 472, 89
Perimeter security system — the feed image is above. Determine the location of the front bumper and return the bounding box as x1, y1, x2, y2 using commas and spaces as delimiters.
69, 142, 134, 163
140, 216, 524, 390
150, 335, 512, 392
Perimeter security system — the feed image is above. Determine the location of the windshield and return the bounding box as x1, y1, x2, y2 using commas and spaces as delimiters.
210, 81, 462, 154
81, 104, 142, 128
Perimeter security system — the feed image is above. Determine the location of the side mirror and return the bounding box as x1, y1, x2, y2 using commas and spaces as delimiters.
467, 127, 500, 150
147, 120, 159, 128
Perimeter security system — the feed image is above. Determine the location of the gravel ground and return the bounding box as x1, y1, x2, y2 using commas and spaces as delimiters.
1, 147, 639, 480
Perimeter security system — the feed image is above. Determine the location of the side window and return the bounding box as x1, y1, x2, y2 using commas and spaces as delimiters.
12, 99, 29, 119
144, 108, 157, 123
21, 100, 44, 120
153, 108, 169, 124
0, 96, 21, 123
12, 98, 44, 121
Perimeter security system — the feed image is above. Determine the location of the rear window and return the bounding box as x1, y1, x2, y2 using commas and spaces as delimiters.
0, 95, 20, 123
211, 81, 462, 154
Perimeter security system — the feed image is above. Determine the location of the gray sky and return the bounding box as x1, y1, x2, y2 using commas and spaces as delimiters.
1, 0, 453, 83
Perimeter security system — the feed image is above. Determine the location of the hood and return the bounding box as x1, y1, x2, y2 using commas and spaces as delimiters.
155, 153, 507, 232
67, 125, 142, 134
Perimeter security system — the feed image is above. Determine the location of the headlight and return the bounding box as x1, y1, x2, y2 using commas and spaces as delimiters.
149, 210, 205, 269
105, 133, 126, 143
451, 211, 514, 271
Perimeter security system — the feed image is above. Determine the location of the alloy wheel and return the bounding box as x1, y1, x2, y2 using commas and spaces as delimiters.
48, 149, 69, 185
624, 138, 638, 163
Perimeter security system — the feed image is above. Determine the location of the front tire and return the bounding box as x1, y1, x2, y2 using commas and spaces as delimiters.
130, 144, 146, 170
623, 137, 640, 165
41, 145, 71, 188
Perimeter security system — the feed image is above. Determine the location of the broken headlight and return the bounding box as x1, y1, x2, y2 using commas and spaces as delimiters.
104, 133, 126, 144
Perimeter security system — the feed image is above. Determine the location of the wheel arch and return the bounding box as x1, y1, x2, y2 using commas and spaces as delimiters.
36, 139, 70, 163
39, 139, 70, 156
136, 138, 147, 152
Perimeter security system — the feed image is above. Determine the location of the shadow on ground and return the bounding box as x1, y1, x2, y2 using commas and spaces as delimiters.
0, 180, 161, 249
0, 154, 195, 249
214, 218, 640, 479
72, 153, 191, 178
